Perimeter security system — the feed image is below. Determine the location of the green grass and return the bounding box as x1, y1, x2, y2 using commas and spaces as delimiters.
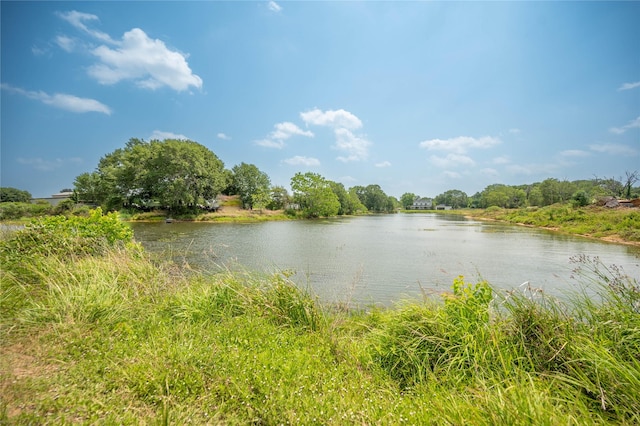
2, 213, 640, 424
459, 205, 640, 243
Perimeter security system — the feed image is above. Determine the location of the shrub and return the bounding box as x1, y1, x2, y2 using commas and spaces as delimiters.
0, 208, 136, 269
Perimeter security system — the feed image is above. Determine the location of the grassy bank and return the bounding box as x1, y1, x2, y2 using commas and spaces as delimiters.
2, 211, 640, 424
427, 205, 640, 245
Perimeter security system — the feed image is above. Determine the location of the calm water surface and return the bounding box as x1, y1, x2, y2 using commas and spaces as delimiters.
130, 214, 640, 306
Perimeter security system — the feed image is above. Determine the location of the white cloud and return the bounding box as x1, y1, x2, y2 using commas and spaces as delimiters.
492, 155, 510, 165
300, 108, 363, 130
255, 139, 285, 149
560, 149, 591, 157
375, 161, 392, 168
609, 116, 640, 134
334, 128, 371, 162
150, 130, 189, 140
283, 156, 320, 166
429, 153, 475, 168
480, 168, 499, 177
56, 10, 116, 44
443, 171, 462, 179
419, 136, 501, 154
1, 83, 111, 115
217, 133, 231, 140
617, 81, 640, 91
589, 143, 638, 156
268, 1, 282, 12
55, 35, 76, 52
17, 157, 82, 172
87, 28, 202, 92
270, 122, 314, 140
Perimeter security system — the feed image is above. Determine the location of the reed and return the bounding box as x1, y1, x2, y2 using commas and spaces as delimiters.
2, 211, 639, 424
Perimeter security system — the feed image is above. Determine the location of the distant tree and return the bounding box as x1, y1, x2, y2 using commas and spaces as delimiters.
435, 189, 468, 209
623, 170, 638, 199
0, 187, 32, 203
480, 184, 526, 208
268, 186, 290, 210
231, 163, 271, 210
400, 192, 418, 209
74, 138, 226, 212
353, 184, 392, 213
291, 172, 340, 218
572, 190, 590, 207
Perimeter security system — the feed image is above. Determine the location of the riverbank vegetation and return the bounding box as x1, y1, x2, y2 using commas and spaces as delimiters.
453, 204, 640, 244
2, 211, 639, 424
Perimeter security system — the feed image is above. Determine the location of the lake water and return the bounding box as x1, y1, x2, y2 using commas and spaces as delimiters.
129, 214, 640, 306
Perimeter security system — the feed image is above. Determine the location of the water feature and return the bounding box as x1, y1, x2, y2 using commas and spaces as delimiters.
129, 213, 640, 306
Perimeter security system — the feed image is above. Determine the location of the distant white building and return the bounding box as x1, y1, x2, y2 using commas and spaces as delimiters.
32, 191, 74, 206
410, 197, 433, 210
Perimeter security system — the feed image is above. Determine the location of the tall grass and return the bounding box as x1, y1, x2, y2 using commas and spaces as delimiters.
2, 210, 640, 424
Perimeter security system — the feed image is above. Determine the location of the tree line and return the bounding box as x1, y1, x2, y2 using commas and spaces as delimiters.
69, 138, 398, 218
400, 172, 639, 210
3, 138, 638, 217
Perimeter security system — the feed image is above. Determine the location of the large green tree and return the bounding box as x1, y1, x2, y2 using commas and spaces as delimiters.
435, 189, 468, 209
74, 138, 226, 212
400, 193, 418, 210
291, 172, 340, 218
353, 184, 393, 213
231, 163, 271, 210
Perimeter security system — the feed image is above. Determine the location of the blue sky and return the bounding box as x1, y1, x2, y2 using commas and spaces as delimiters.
1, 1, 638, 199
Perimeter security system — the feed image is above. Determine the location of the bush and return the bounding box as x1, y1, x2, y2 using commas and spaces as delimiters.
0, 208, 136, 267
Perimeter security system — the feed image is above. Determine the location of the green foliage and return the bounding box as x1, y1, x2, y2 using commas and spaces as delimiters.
434, 189, 468, 209
0, 208, 135, 266
400, 192, 418, 209
0, 187, 32, 203
0, 202, 52, 220
231, 162, 271, 210
291, 172, 340, 218
2, 243, 640, 423
74, 138, 226, 212
352, 184, 394, 213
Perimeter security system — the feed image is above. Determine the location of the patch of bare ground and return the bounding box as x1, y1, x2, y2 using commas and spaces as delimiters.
0, 339, 62, 419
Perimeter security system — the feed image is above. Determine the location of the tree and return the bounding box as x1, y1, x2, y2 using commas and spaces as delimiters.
435, 189, 468, 209
623, 170, 638, 199
231, 163, 271, 210
74, 138, 226, 212
290, 172, 340, 218
400, 192, 418, 209
268, 186, 290, 210
0, 187, 32, 203
353, 184, 392, 213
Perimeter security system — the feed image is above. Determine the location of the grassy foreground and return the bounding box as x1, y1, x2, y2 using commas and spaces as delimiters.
2, 212, 640, 424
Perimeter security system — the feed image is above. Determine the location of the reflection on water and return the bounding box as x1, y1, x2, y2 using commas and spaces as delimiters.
130, 214, 640, 306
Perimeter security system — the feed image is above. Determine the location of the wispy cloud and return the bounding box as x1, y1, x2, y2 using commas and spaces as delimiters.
300, 108, 363, 130
55, 35, 76, 52
57, 10, 202, 92
217, 133, 231, 140
429, 153, 475, 168
17, 157, 83, 172
617, 81, 640, 91
283, 156, 320, 166
375, 161, 392, 168
268, 1, 282, 13
334, 128, 371, 162
559, 149, 591, 158
270, 122, 314, 140
255, 139, 285, 149
609, 116, 640, 135
56, 10, 116, 44
1, 83, 111, 115
150, 130, 189, 140
589, 143, 638, 156
419, 136, 501, 154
